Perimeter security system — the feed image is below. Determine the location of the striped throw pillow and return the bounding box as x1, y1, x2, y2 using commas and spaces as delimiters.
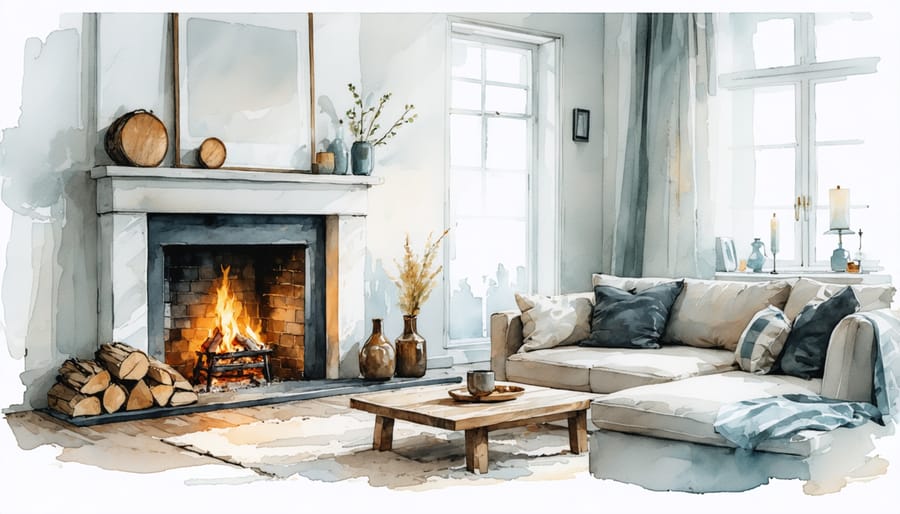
734, 305, 791, 374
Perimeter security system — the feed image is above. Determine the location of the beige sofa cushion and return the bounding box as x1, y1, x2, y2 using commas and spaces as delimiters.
663, 278, 792, 351
591, 371, 826, 456
514, 292, 593, 352
783, 277, 895, 321
505, 345, 736, 394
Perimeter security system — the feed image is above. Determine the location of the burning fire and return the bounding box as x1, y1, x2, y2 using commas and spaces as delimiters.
210, 265, 264, 353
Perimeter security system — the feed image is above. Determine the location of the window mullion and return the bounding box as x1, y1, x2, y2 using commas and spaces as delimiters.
799, 78, 814, 267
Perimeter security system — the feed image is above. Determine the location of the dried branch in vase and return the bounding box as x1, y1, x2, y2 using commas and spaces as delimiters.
391, 228, 450, 317
345, 83, 418, 146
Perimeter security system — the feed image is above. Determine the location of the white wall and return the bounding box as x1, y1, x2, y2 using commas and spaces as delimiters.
0, 12, 604, 408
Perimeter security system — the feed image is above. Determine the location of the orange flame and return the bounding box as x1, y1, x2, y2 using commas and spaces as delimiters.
212, 265, 264, 352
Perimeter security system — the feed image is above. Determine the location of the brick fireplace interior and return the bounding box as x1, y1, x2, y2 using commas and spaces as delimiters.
163, 244, 307, 384
146, 213, 326, 385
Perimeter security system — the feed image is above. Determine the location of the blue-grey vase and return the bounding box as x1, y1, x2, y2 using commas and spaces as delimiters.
351, 141, 374, 176
747, 238, 766, 273
327, 133, 348, 175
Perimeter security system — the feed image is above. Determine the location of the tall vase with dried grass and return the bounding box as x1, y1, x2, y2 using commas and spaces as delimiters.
391, 228, 450, 377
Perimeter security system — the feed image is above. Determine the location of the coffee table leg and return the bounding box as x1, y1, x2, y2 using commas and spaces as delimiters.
465, 427, 489, 473
373, 415, 395, 451
568, 410, 588, 454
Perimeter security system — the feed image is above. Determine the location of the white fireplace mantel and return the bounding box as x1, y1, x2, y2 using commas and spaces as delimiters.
90, 166, 380, 379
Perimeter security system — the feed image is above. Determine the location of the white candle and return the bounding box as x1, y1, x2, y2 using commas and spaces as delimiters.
770, 213, 779, 254
829, 186, 850, 230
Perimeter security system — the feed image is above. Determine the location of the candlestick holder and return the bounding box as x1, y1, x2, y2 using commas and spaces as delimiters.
770, 251, 778, 274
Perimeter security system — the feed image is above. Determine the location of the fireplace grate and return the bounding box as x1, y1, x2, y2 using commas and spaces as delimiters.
193, 349, 274, 392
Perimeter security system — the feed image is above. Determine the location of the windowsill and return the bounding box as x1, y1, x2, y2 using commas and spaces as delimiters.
715, 270, 891, 285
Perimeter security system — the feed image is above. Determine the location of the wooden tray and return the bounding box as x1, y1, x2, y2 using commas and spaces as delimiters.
448, 385, 525, 403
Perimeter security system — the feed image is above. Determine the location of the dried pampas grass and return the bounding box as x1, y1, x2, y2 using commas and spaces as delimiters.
391, 228, 450, 316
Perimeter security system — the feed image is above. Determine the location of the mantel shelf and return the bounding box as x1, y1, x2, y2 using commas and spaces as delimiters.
90, 166, 384, 187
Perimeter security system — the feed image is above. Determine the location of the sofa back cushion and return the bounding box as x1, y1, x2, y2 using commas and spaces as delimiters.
734, 305, 792, 374
514, 292, 593, 352
663, 278, 793, 351
582, 281, 684, 349
783, 277, 895, 321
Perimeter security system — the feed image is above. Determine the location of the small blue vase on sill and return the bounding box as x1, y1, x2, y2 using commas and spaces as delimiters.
328, 120, 348, 175
747, 238, 766, 273
351, 141, 374, 176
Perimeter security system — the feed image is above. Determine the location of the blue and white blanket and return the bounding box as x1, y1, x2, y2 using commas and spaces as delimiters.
714, 310, 900, 450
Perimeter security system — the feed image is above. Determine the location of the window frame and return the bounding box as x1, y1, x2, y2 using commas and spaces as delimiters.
444, 20, 560, 350
719, 13, 879, 267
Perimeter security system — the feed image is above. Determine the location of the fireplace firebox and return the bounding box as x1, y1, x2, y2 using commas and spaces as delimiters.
147, 214, 326, 387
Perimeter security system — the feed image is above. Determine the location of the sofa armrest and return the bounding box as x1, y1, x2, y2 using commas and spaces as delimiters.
490, 310, 523, 381
822, 313, 877, 402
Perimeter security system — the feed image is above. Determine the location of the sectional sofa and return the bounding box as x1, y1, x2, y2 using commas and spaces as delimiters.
490, 274, 899, 492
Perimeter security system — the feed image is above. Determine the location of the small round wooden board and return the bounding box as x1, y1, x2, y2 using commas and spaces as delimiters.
448, 384, 525, 403
199, 137, 227, 169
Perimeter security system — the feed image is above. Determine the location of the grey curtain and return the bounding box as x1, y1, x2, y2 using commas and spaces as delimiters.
603, 13, 716, 279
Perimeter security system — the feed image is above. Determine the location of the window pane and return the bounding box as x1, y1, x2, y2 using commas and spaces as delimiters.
753, 85, 795, 145
752, 17, 795, 69
815, 75, 877, 142
753, 148, 795, 207
451, 80, 481, 111
815, 144, 878, 208
815, 13, 877, 62
486, 118, 527, 170
485, 172, 527, 217
452, 42, 481, 79
485, 85, 527, 115
450, 169, 483, 216
486, 48, 527, 84
450, 114, 481, 168
448, 217, 527, 339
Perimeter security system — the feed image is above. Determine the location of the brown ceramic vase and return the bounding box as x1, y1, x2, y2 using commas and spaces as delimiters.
359, 318, 395, 380
395, 315, 427, 378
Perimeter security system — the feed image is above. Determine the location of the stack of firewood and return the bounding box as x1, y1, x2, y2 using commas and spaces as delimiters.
47, 342, 199, 418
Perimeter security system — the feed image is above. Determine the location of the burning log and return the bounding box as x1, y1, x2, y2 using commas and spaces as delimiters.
47, 383, 101, 417
102, 383, 127, 414
200, 328, 223, 353
125, 379, 154, 411
96, 342, 150, 381
235, 333, 262, 351
57, 358, 110, 395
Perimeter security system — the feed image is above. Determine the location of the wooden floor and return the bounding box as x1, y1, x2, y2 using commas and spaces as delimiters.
4, 366, 479, 474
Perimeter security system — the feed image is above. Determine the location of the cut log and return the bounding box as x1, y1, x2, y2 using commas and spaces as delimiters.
146, 359, 174, 386
169, 390, 199, 407
149, 383, 174, 407
57, 359, 111, 395
235, 333, 261, 351
47, 383, 101, 417
102, 383, 127, 414
200, 328, 223, 353
125, 379, 154, 411
96, 342, 150, 381
172, 377, 193, 391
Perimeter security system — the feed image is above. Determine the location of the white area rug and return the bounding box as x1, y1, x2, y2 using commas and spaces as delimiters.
162, 403, 586, 489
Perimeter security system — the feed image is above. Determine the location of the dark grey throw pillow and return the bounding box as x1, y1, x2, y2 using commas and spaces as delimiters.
581, 280, 684, 349
777, 286, 859, 379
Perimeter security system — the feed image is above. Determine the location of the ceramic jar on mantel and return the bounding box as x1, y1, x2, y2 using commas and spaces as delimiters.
395, 315, 427, 378
350, 141, 374, 176
359, 318, 395, 380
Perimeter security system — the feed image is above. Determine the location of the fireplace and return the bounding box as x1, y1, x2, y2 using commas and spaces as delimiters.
92, 166, 379, 381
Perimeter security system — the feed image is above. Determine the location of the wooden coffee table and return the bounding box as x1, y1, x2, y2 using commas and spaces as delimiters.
349, 382, 595, 473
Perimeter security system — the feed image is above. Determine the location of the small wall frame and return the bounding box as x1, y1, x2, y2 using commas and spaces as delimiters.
572, 108, 590, 142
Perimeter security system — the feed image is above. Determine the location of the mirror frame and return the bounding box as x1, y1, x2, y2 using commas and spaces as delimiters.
172, 13, 316, 172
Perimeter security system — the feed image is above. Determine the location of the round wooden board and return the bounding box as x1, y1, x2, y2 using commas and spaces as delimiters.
199, 137, 227, 169
448, 384, 525, 403
107, 111, 168, 167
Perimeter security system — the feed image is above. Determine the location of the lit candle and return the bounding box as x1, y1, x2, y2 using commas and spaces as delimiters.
770, 213, 779, 254
829, 186, 850, 230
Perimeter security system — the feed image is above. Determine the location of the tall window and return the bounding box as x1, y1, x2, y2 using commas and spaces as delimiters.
446, 22, 558, 345
717, 13, 882, 267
